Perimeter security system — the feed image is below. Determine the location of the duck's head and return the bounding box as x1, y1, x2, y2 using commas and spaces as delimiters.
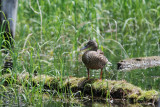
80, 40, 98, 51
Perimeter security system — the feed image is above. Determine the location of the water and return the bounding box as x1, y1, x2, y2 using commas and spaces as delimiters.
0, 90, 158, 107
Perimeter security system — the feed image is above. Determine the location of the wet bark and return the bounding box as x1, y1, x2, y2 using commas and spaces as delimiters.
117, 56, 160, 71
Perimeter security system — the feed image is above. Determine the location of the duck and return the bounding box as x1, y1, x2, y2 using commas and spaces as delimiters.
80, 40, 109, 80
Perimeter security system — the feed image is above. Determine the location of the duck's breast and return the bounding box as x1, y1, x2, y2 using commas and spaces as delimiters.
82, 51, 108, 69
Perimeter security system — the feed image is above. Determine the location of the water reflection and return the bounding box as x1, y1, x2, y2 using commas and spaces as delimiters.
43, 99, 157, 107
0, 90, 157, 107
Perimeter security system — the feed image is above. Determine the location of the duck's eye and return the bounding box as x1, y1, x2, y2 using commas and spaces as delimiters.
88, 42, 93, 45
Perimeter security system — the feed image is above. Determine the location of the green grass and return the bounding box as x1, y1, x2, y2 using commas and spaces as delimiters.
0, 0, 160, 106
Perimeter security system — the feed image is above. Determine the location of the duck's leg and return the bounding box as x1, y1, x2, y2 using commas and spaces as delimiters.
87, 68, 90, 79
100, 69, 103, 80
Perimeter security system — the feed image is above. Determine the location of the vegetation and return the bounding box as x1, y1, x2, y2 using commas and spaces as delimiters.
1, 73, 159, 105
0, 0, 160, 106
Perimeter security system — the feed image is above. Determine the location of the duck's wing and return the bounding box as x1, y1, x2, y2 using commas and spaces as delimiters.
97, 49, 104, 55
82, 51, 108, 69
97, 49, 109, 64
90, 51, 108, 65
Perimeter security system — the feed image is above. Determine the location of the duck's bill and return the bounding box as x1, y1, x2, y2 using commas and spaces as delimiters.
80, 45, 89, 51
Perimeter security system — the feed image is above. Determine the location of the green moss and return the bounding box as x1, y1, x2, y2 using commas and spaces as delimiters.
0, 73, 14, 85
108, 80, 142, 97
17, 72, 29, 84
129, 93, 139, 103
32, 75, 59, 89
129, 93, 138, 99
92, 80, 109, 90
138, 90, 159, 102
90, 80, 144, 99
0, 74, 159, 104
2, 73, 12, 79
63, 77, 86, 89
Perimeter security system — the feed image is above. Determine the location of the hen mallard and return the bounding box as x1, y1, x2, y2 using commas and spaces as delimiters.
80, 40, 109, 80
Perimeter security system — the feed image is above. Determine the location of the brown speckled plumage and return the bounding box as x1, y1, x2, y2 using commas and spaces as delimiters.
81, 40, 108, 79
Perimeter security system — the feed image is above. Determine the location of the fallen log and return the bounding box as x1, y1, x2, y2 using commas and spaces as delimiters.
1, 72, 159, 105
117, 56, 160, 71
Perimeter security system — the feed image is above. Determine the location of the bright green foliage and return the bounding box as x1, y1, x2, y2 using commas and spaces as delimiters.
1, 0, 160, 106
15, 0, 160, 90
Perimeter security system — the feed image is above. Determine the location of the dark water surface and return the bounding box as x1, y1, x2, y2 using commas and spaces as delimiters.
0, 90, 158, 107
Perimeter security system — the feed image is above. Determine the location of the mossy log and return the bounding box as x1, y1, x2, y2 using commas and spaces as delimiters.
1, 72, 159, 105
117, 56, 160, 71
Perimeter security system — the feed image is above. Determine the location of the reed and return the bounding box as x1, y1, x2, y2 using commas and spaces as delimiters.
0, 0, 160, 106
